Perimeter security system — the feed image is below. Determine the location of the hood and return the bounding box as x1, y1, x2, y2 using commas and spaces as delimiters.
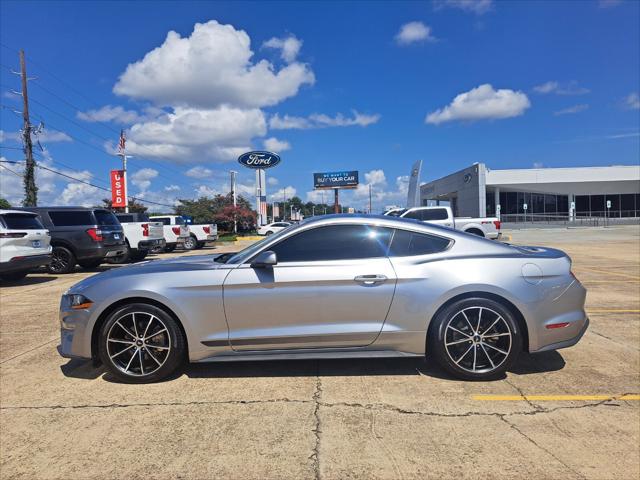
68, 254, 231, 294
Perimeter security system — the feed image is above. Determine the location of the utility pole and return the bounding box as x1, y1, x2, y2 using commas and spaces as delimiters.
19, 50, 37, 206
334, 188, 339, 214
368, 184, 372, 214
230, 170, 237, 233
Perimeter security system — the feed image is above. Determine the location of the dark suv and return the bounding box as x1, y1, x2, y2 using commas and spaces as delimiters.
21, 207, 126, 274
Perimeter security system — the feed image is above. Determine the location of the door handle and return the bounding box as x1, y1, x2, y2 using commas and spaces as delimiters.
354, 274, 387, 285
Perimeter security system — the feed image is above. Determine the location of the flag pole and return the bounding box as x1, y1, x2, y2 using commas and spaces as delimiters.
117, 130, 129, 213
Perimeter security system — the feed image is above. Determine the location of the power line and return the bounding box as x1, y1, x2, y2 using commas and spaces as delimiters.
0, 159, 177, 208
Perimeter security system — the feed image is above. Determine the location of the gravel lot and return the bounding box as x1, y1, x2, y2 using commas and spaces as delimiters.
1, 227, 639, 480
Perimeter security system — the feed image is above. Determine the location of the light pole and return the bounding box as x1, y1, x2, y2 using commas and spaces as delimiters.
230, 170, 237, 233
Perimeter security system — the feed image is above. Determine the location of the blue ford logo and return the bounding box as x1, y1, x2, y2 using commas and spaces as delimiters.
238, 151, 281, 169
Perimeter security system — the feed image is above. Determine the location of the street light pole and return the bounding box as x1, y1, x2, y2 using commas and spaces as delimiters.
230, 170, 237, 233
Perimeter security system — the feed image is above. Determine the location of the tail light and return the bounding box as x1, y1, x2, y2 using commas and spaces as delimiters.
0, 232, 27, 238
493, 220, 501, 230
172, 226, 181, 235
142, 223, 149, 237
203, 226, 211, 234
546, 322, 570, 329
86, 228, 103, 242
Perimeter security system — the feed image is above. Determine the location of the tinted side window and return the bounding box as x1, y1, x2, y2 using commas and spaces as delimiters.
48, 210, 93, 226
0, 213, 44, 230
269, 225, 393, 262
95, 210, 119, 226
116, 214, 134, 223
403, 210, 421, 220
388, 229, 451, 257
422, 209, 448, 221
152, 217, 170, 225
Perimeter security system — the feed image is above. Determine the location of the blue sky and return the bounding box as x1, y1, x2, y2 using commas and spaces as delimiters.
1, 0, 638, 211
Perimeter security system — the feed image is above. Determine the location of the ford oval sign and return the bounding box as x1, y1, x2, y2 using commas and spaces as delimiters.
238, 151, 281, 169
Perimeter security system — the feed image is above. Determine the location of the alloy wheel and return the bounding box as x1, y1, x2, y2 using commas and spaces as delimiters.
106, 312, 172, 377
443, 306, 512, 374
50, 249, 71, 273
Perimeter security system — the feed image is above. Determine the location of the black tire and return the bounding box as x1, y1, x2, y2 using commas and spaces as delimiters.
163, 244, 176, 253
78, 259, 103, 269
265, 231, 274, 236
1, 271, 28, 281
428, 297, 522, 381
183, 235, 197, 250
196, 241, 205, 249
129, 250, 148, 263
47, 246, 76, 274
98, 303, 186, 383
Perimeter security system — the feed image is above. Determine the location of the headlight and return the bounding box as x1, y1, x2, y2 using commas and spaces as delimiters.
64, 294, 93, 310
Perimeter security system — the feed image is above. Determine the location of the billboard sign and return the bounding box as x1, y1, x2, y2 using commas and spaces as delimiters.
313, 171, 359, 190
110, 169, 127, 208
238, 151, 281, 169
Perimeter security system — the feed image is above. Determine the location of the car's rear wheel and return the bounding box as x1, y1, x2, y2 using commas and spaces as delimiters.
98, 303, 185, 383
183, 235, 197, 250
429, 297, 522, 380
47, 246, 76, 274
129, 250, 148, 263
265, 230, 274, 236
163, 244, 176, 253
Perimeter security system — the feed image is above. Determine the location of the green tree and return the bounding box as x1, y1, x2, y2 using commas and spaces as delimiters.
175, 194, 253, 224
0, 197, 11, 209
101, 198, 148, 214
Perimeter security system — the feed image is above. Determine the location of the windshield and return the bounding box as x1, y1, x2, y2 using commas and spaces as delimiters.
95, 210, 120, 226
223, 224, 297, 264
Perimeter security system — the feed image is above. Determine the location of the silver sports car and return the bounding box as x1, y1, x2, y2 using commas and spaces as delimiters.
58, 214, 588, 383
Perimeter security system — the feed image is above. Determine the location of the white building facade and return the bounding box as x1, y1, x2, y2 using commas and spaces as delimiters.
420, 164, 640, 220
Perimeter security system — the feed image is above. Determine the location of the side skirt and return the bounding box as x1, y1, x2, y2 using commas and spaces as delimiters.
193, 349, 422, 363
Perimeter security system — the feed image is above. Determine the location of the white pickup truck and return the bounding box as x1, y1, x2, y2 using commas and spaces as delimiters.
149, 215, 190, 252
110, 213, 166, 263
384, 206, 501, 239
182, 221, 218, 250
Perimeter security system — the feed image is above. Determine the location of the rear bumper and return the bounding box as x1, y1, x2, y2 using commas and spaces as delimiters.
532, 316, 589, 353
138, 238, 166, 250
76, 244, 126, 261
486, 231, 501, 240
0, 253, 52, 273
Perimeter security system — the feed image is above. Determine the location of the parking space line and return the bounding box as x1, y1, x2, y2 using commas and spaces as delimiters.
574, 267, 640, 280
472, 394, 640, 401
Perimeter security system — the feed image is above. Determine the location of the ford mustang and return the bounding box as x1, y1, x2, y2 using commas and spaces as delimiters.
58, 215, 588, 383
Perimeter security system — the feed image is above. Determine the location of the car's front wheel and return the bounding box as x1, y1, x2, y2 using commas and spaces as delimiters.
429, 297, 522, 380
98, 303, 186, 383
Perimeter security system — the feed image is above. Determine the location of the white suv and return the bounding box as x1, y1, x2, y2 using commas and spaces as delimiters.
0, 209, 52, 281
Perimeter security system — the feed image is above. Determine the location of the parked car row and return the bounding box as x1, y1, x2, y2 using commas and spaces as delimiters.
0, 207, 219, 281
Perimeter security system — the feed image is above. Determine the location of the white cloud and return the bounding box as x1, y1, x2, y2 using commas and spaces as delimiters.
78, 105, 146, 124
185, 166, 215, 178
267, 176, 279, 186
263, 137, 291, 153
533, 162, 544, 168
426, 84, 530, 125
533, 80, 590, 95
395, 21, 436, 45
269, 186, 296, 202
434, 0, 494, 15
554, 104, 589, 116
263, 35, 302, 63
3, 129, 71, 144
164, 184, 181, 192
623, 92, 640, 110
123, 105, 266, 163
270, 110, 381, 129
130, 168, 158, 191
113, 20, 315, 109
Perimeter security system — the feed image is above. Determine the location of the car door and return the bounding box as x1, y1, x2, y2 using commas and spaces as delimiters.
222, 224, 397, 351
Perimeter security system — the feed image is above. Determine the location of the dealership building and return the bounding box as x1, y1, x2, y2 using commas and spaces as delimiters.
420, 163, 640, 220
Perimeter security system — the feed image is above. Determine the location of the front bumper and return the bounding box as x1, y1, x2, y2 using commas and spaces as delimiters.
58, 303, 93, 359
0, 253, 52, 274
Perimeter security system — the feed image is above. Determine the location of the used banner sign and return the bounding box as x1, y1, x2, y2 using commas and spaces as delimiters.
110, 169, 127, 208
313, 171, 359, 190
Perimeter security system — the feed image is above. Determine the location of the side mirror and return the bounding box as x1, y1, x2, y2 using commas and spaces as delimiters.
251, 250, 277, 268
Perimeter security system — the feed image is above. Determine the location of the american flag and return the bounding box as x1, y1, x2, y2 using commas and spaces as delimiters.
118, 130, 126, 153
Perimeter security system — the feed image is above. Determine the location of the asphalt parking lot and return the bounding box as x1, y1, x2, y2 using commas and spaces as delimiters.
1, 226, 639, 480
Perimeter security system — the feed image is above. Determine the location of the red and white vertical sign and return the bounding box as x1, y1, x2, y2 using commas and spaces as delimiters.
110, 169, 127, 208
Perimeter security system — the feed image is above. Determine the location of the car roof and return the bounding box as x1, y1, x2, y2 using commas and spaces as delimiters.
0, 209, 38, 215
13, 206, 102, 211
